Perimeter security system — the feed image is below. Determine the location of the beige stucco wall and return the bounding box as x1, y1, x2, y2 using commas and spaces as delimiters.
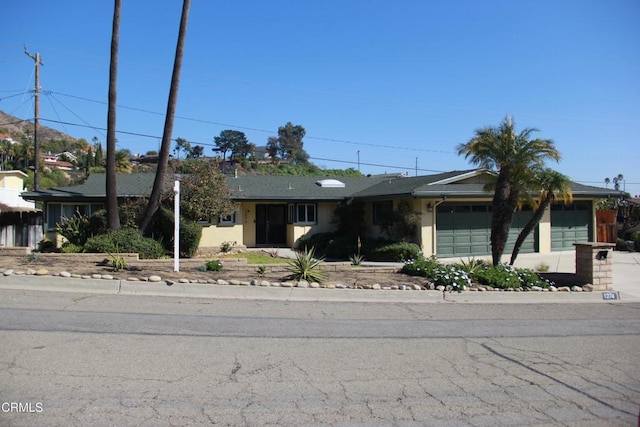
199, 219, 244, 249
1, 172, 27, 190
538, 206, 552, 253
288, 201, 339, 248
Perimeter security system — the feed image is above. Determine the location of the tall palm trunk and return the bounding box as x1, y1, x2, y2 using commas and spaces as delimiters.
509, 194, 552, 265
139, 0, 191, 233
106, 0, 121, 230
490, 171, 516, 265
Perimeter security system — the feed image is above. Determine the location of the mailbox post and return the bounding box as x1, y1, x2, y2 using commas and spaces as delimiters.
574, 242, 615, 290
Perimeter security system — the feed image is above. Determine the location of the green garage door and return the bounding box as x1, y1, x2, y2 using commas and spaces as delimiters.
506, 206, 536, 255
551, 202, 591, 250
436, 203, 536, 257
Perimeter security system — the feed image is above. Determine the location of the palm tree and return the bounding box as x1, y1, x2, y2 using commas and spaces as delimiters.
139, 0, 191, 233
106, 0, 122, 231
509, 168, 573, 265
115, 149, 133, 173
457, 116, 560, 265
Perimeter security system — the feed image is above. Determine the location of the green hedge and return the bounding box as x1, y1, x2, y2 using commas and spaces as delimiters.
365, 242, 421, 262
83, 228, 165, 259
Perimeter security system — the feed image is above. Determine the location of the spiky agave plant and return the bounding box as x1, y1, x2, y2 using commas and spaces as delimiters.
286, 247, 327, 283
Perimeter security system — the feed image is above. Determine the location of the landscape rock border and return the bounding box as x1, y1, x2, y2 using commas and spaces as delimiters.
1, 268, 595, 293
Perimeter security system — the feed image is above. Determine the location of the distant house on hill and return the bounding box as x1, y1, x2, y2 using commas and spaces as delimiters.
0, 133, 18, 145
43, 153, 74, 171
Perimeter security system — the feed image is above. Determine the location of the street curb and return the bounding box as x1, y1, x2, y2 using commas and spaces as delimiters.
1, 275, 638, 304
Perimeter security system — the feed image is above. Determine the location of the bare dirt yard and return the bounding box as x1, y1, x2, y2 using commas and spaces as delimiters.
0, 252, 428, 288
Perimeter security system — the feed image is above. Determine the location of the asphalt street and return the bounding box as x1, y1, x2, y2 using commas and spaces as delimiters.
1, 290, 639, 426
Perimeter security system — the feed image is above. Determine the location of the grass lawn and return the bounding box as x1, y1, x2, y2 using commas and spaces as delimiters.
220, 251, 288, 264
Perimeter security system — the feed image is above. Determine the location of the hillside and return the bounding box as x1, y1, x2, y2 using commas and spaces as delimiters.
0, 110, 79, 144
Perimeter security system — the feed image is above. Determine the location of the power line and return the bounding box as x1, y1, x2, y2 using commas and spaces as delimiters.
46, 90, 456, 154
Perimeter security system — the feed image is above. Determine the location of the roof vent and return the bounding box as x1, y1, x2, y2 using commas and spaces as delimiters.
316, 179, 345, 188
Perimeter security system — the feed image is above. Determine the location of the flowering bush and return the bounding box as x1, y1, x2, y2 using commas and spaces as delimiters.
402, 256, 554, 291
401, 255, 470, 291
474, 263, 554, 289
401, 254, 439, 277
432, 264, 471, 292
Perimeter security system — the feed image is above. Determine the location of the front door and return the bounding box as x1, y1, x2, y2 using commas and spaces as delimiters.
255, 204, 287, 246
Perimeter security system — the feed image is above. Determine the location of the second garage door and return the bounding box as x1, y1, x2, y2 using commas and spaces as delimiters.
436, 203, 536, 258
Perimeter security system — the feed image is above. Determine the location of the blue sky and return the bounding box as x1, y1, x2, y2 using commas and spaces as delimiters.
2, 1, 639, 196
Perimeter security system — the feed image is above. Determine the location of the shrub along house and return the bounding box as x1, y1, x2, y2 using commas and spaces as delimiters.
21, 169, 620, 258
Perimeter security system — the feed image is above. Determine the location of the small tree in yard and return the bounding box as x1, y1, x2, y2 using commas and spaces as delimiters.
509, 168, 573, 265
176, 159, 237, 222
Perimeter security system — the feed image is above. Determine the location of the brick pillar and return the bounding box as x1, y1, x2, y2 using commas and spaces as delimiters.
574, 242, 615, 291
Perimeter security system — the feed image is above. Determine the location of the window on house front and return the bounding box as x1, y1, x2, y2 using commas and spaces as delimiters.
373, 201, 393, 225
218, 212, 236, 226
288, 203, 317, 224
46, 203, 103, 230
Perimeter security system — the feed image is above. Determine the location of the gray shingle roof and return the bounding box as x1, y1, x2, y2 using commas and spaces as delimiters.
227, 175, 387, 201
21, 170, 622, 202
21, 173, 156, 201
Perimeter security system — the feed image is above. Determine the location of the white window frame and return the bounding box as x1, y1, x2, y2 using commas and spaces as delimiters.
288, 203, 317, 225
218, 212, 236, 226
46, 203, 103, 231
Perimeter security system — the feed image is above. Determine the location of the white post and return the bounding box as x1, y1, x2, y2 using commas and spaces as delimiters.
174, 180, 180, 272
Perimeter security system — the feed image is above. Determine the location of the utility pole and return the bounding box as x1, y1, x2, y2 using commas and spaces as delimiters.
24, 45, 43, 191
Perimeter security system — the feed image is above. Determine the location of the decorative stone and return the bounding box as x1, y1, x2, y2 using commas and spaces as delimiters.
281, 282, 294, 288
92, 274, 102, 279
3, 269, 13, 276
59, 271, 71, 278
179, 278, 190, 283
27, 269, 36, 275
309, 282, 320, 288
325, 283, 336, 289
80, 275, 91, 279
165, 280, 176, 286
297, 280, 309, 288
229, 280, 240, 286
436, 285, 445, 292
148, 275, 162, 282
412, 284, 422, 291
549, 285, 558, 292
583, 284, 594, 292
530, 286, 543, 292
101, 274, 114, 280
571, 286, 583, 292
259, 280, 270, 287
335, 284, 346, 289
557, 286, 571, 292
217, 279, 229, 285
372, 284, 381, 290
15, 271, 26, 275
239, 281, 250, 286
270, 282, 281, 287
391, 285, 398, 290
250, 279, 259, 286
34, 268, 48, 276
127, 277, 140, 281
